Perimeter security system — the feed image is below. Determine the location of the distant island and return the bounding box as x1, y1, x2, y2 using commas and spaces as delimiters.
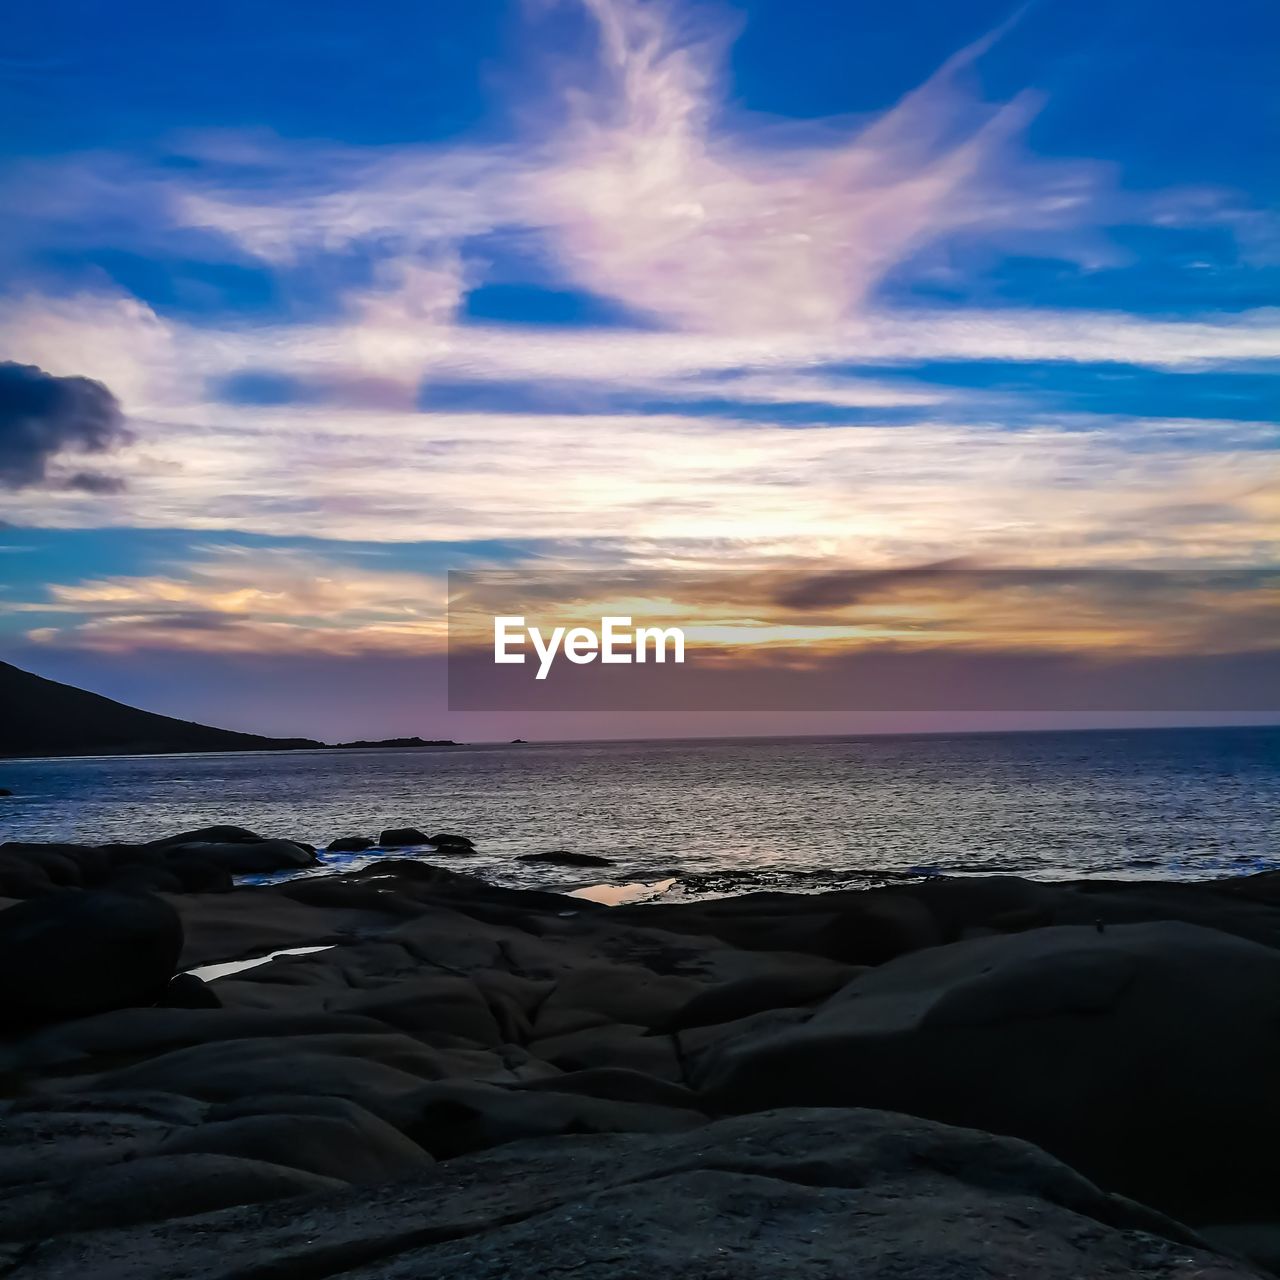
0, 660, 456, 758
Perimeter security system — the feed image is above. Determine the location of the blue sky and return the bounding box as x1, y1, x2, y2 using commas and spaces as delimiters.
0, 0, 1276, 736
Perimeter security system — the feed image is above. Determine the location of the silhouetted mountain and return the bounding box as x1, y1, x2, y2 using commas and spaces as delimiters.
0, 660, 322, 758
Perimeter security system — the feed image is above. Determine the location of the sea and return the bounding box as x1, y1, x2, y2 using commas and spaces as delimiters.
1, 727, 1276, 902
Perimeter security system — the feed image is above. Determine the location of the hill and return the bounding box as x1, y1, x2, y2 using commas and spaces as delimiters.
0, 660, 322, 758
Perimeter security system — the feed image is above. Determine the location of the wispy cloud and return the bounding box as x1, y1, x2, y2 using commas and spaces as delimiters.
0, 0, 1277, 590
24, 544, 444, 654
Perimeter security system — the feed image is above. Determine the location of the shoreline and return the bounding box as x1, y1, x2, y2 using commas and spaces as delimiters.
3, 716, 1279, 763
2, 827, 1280, 1276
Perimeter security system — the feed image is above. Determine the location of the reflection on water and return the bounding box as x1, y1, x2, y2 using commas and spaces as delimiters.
187, 944, 335, 983
569, 877, 678, 906
2, 727, 1276, 897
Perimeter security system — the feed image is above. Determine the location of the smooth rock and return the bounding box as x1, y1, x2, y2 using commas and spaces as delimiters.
699, 921, 1280, 1227
0, 890, 182, 1026
327, 836, 374, 853
518, 850, 613, 867
161, 839, 315, 874
429, 832, 476, 850
159, 1097, 431, 1183
9, 1110, 1256, 1280
378, 827, 432, 847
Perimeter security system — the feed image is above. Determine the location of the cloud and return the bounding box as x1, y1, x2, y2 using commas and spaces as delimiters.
24, 544, 445, 655
523, 0, 1049, 333
0, 0, 1275, 579
0, 362, 131, 491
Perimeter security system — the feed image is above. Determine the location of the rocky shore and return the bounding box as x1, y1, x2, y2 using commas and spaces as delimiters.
2, 826, 1279, 1278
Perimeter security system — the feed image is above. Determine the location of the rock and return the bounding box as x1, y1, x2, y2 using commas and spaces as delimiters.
161, 838, 315, 874
699, 921, 1280, 1228
87, 1032, 450, 1119
518, 850, 613, 867
0, 788, 11, 797
809, 890, 944, 963
404, 1079, 702, 1158
159, 1098, 432, 1183
157, 973, 221, 1009
8, 1110, 1256, 1279
0, 890, 182, 1026
378, 827, 432, 847
429, 832, 475, 851
518, 1067, 704, 1112
327, 835, 374, 853
0, 1094, 201, 1188
149, 825, 265, 847
100, 864, 187, 895
0, 1153, 344, 1242
330, 975, 505, 1045
656, 969, 853, 1033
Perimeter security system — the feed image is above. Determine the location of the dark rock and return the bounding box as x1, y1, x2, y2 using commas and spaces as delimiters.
327, 835, 374, 853
518, 850, 613, 867
158, 856, 234, 893
0, 787, 11, 797
378, 827, 432, 847
404, 1079, 701, 1158
518, 1067, 704, 1112
699, 921, 1280, 1228
8, 1110, 1256, 1280
102, 865, 187, 895
87, 1032, 449, 1117
161, 838, 315, 874
157, 974, 221, 1009
149, 825, 265, 847
429, 832, 475, 851
0, 1153, 344, 1241
0, 890, 182, 1026
159, 1099, 431, 1183
809, 891, 944, 964
656, 969, 853, 1033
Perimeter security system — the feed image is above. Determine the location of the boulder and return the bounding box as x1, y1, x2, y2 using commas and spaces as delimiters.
161, 834, 313, 875
149, 825, 265, 847
161, 839, 315, 874
518, 850, 613, 867
378, 827, 432, 847
0, 787, 11, 797
327, 835, 374, 853
699, 921, 1280, 1227
807, 891, 944, 964
429, 832, 475, 849
0, 890, 182, 1026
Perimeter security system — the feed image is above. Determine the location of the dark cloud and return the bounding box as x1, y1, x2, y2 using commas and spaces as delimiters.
0, 362, 131, 491
772, 560, 978, 611
63, 470, 128, 495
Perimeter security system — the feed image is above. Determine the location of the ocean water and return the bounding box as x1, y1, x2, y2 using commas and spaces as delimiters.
1, 727, 1276, 899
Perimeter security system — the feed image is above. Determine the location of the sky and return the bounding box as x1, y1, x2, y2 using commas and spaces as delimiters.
0, 0, 1276, 740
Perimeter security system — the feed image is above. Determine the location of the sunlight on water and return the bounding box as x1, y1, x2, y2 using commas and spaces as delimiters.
2, 728, 1276, 899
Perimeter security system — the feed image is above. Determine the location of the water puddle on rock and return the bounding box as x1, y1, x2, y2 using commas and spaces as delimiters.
568, 877, 677, 907
186, 944, 336, 983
